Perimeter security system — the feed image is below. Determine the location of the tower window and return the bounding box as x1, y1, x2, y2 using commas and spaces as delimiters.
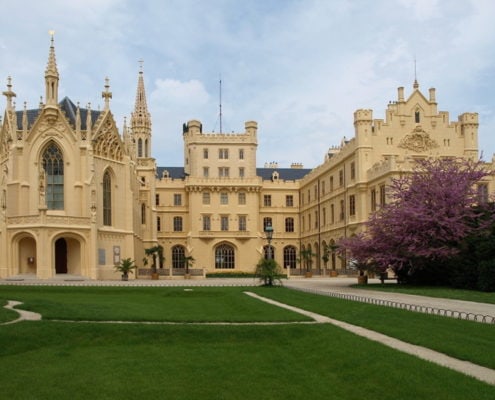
42, 142, 64, 210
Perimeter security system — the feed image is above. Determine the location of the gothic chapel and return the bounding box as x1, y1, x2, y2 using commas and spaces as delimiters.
0, 35, 152, 279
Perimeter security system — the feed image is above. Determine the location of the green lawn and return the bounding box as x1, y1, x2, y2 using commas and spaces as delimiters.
353, 283, 495, 304
0, 285, 494, 399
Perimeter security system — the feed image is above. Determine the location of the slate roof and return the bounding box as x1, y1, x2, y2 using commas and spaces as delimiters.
156, 166, 311, 181
15, 97, 102, 130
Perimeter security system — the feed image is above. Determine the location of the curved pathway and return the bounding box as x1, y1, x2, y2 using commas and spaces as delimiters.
2, 300, 42, 325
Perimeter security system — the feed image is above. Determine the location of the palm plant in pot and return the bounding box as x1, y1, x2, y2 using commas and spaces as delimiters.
115, 258, 136, 281
182, 255, 195, 279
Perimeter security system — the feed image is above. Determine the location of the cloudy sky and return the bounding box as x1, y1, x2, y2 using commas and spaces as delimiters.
2, 0, 495, 168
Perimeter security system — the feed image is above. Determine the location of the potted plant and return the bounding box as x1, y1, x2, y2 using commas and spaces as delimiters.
183, 255, 195, 279
115, 258, 136, 281
298, 248, 315, 278
144, 245, 164, 280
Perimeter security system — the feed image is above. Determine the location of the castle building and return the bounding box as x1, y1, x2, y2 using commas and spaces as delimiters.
0, 37, 492, 280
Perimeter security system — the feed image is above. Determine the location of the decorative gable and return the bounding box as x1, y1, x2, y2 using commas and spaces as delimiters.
92, 111, 124, 161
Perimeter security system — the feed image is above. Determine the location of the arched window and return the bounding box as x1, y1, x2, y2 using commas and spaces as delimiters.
215, 243, 235, 269
172, 245, 185, 269
42, 142, 64, 210
283, 246, 297, 269
138, 138, 143, 157
145, 139, 149, 157
103, 170, 112, 226
415, 110, 420, 123
263, 245, 275, 260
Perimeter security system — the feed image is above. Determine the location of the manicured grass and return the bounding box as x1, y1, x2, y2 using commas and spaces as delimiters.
1, 285, 494, 399
252, 287, 495, 369
352, 283, 495, 304
0, 286, 309, 322
0, 300, 18, 323
1, 321, 494, 399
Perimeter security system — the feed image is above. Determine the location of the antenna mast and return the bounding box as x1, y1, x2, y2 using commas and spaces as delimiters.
219, 75, 223, 134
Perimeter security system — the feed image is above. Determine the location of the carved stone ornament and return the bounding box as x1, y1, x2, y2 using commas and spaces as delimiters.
398, 126, 439, 152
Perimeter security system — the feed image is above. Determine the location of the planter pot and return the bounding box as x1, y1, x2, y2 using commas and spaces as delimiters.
151, 272, 159, 280
357, 275, 368, 285
305, 271, 313, 278
121, 274, 128, 281
330, 270, 338, 277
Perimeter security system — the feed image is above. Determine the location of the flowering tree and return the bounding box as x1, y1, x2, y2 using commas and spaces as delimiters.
340, 158, 492, 281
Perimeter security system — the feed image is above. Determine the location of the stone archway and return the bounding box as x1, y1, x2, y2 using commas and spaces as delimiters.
54, 236, 83, 275
18, 235, 37, 275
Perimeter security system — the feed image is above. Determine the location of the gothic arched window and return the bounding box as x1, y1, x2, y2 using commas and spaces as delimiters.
215, 243, 235, 269
103, 170, 112, 226
172, 245, 185, 269
138, 138, 143, 157
42, 142, 64, 210
283, 246, 297, 269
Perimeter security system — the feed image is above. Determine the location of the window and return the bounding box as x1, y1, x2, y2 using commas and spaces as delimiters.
220, 192, 228, 205
415, 110, 420, 123
141, 203, 146, 224
350, 162, 356, 180
263, 217, 272, 231
239, 167, 245, 178
157, 216, 161, 232
339, 199, 344, 221
172, 245, 185, 269
314, 185, 318, 200
283, 246, 297, 269
221, 216, 229, 231
371, 188, 377, 212
379, 185, 386, 206
302, 216, 305, 232
349, 194, 356, 216
215, 244, 235, 269
321, 181, 326, 195
155, 194, 160, 206
42, 142, 64, 210
219, 148, 229, 159
330, 204, 335, 224
239, 149, 244, 160
173, 216, 183, 232
103, 170, 111, 226
238, 215, 247, 231
202, 192, 211, 205
286, 195, 294, 207
174, 193, 182, 206
339, 170, 344, 186
202, 215, 211, 231
263, 245, 275, 260
203, 167, 209, 178
308, 190, 310, 203
219, 167, 229, 177
203, 148, 209, 159
330, 176, 334, 191
322, 207, 326, 225
308, 214, 311, 230
138, 138, 143, 157
314, 210, 318, 228
264, 195, 272, 207
285, 217, 294, 232
478, 184, 489, 204
238, 192, 246, 205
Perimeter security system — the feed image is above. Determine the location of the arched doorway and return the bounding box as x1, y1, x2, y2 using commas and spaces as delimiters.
18, 235, 37, 275
55, 238, 68, 274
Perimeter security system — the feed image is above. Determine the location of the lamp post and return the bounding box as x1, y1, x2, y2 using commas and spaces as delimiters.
264, 223, 274, 260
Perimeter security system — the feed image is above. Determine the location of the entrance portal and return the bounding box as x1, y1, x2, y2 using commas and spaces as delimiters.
55, 238, 68, 274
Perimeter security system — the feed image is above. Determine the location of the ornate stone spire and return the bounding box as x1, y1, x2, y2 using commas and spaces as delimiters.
2, 76, 16, 111
45, 31, 59, 106
131, 60, 152, 158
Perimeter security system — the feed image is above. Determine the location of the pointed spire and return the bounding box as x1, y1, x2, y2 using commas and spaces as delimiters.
45, 30, 59, 106
102, 77, 112, 110
131, 60, 152, 159
75, 101, 82, 138
86, 102, 92, 138
22, 101, 28, 134
413, 57, 419, 90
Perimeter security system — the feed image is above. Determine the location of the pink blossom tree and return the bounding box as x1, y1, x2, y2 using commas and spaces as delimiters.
340, 158, 493, 280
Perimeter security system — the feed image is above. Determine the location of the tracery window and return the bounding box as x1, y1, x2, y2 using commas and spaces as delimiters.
103, 170, 112, 225
42, 142, 64, 210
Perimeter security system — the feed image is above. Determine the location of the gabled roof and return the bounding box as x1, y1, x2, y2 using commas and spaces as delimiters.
15, 97, 102, 130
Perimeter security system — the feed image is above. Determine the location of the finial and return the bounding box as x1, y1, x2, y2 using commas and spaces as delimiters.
138, 59, 144, 74
413, 57, 419, 89
102, 76, 112, 110
49, 30, 55, 46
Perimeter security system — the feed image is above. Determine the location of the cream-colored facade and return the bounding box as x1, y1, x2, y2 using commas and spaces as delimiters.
0, 38, 493, 280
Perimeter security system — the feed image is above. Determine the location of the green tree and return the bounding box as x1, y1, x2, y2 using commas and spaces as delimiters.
255, 258, 283, 286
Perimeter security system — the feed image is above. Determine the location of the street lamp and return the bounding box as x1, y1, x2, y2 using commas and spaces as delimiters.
264, 223, 274, 260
